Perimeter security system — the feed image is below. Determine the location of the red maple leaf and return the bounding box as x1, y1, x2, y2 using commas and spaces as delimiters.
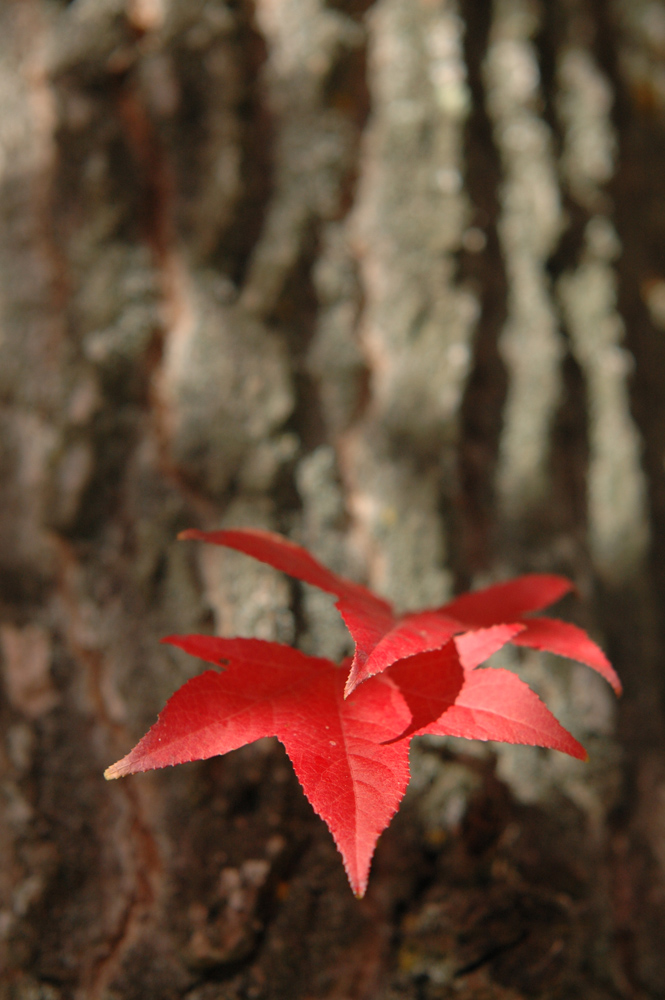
106, 638, 411, 897
179, 529, 621, 696
105, 529, 619, 897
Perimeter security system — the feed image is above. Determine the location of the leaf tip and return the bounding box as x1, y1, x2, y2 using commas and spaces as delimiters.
342, 660, 362, 699
177, 529, 198, 541
345, 865, 368, 898
569, 738, 589, 762
104, 755, 137, 780
598, 657, 622, 697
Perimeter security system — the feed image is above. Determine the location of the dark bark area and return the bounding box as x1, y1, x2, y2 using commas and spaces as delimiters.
1, 1, 665, 998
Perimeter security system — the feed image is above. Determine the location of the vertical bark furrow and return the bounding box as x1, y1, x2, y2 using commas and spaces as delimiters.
456, 0, 509, 580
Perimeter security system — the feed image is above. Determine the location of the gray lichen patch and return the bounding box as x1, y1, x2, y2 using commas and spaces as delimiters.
557, 47, 616, 211
159, 271, 294, 498
352, 0, 475, 445
295, 447, 354, 661
343, 0, 474, 610
307, 223, 366, 436
490, 646, 622, 824
195, 498, 295, 646
558, 225, 650, 579
254, 0, 364, 105
240, 0, 362, 318
409, 742, 482, 838
344, 431, 452, 611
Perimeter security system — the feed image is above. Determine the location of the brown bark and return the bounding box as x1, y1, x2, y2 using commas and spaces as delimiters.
1, 0, 665, 997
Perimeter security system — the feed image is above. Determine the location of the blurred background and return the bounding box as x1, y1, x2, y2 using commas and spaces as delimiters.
1, 0, 665, 997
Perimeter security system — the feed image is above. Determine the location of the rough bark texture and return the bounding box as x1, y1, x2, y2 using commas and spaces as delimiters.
1, 0, 665, 997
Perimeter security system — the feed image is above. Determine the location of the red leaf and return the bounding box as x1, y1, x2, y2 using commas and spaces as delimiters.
105, 637, 411, 898
378, 633, 589, 753
107, 531, 618, 894
181, 528, 397, 685
344, 610, 462, 696
179, 528, 392, 615
512, 618, 622, 694
454, 623, 527, 670
417, 666, 587, 760
383, 641, 464, 741
336, 596, 397, 682
440, 579, 619, 693
178, 529, 617, 696
440, 574, 573, 627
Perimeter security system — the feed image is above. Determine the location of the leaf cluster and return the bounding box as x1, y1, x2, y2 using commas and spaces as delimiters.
106, 529, 619, 896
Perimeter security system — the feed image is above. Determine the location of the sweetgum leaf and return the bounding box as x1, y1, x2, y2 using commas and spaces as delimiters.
439, 574, 574, 626
384, 641, 464, 741
177, 530, 617, 696
105, 637, 411, 898
383, 623, 574, 748
346, 575, 615, 695
512, 617, 622, 694
176, 532, 515, 694
335, 596, 397, 680
106, 530, 619, 895
454, 622, 527, 670
416, 666, 587, 759
343, 610, 462, 696
180, 528, 396, 687
179, 528, 391, 614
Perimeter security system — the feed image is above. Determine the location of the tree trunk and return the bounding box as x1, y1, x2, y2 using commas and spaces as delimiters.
2, 0, 665, 997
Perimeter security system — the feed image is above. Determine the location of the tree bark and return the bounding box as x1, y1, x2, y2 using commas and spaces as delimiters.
1, 0, 665, 997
